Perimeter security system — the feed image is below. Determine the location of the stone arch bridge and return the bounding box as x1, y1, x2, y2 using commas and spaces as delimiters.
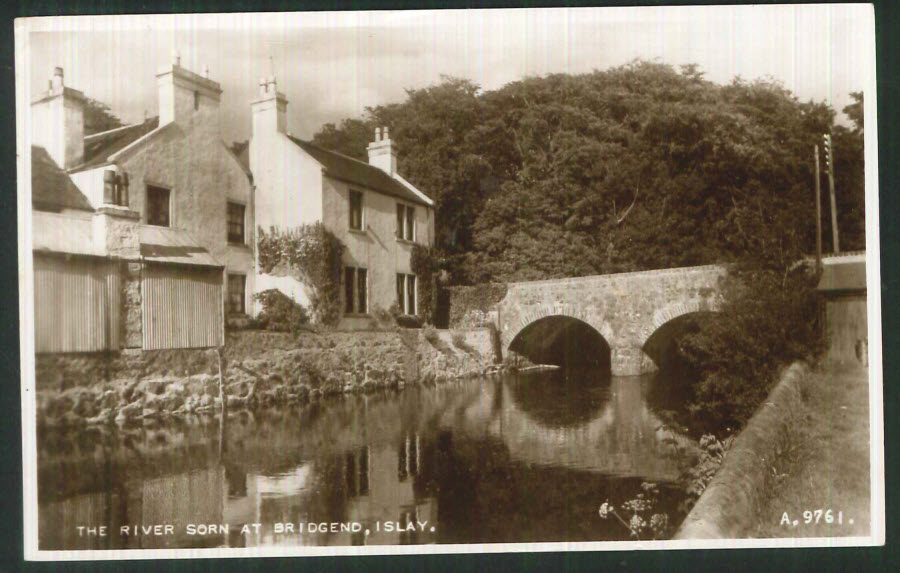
497, 264, 727, 376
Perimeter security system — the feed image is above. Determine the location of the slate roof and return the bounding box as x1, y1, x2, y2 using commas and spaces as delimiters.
76, 117, 160, 171
817, 259, 866, 293
287, 136, 432, 207
31, 146, 94, 213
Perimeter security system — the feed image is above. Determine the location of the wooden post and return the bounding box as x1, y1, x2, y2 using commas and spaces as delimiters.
825, 134, 840, 253
814, 144, 822, 269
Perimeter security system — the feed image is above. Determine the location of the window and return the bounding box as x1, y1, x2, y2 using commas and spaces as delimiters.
227, 202, 246, 244
227, 274, 246, 314
194, 90, 200, 111
349, 190, 363, 230
397, 273, 417, 315
345, 266, 368, 315
146, 185, 170, 227
345, 267, 355, 314
357, 268, 368, 314
396, 203, 416, 241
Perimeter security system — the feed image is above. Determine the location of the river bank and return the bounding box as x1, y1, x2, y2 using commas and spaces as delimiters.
34, 328, 501, 428
751, 363, 871, 538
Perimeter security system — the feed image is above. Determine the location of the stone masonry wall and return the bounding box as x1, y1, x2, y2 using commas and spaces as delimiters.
497, 265, 726, 375
34, 328, 501, 428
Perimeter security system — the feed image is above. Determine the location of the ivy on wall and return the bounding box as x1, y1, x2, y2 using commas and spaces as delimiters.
257, 224, 345, 326
411, 244, 443, 326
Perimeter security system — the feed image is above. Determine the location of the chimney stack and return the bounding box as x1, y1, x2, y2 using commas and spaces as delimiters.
156, 59, 222, 127
367, 126, 397, 176
31, 66, 85, 169
250, 74, 287, 136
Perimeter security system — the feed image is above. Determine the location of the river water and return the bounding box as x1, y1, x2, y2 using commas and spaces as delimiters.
37, 368, 696, 550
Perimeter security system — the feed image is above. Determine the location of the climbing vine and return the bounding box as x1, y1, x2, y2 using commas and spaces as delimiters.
257, 224, 345, 325
411, 244, 443, 325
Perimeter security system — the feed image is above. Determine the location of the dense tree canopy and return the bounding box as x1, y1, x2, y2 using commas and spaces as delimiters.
313, 61, 866, 284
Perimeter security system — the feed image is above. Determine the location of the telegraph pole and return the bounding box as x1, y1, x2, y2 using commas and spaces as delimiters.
814, 144, 822, 268
823, 133, 840, 253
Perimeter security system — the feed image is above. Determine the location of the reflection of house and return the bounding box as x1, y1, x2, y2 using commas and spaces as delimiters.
817, 252, 868, 366
30, 59, 253, 352
247, 78, 435, 328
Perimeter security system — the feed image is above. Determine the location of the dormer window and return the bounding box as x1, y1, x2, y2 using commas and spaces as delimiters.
146, 185, 171, 227
396, 203, 415, 241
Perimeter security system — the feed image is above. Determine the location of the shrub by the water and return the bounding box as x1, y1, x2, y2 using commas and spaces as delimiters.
674, 262, 823, 434
252, 289, 310, 334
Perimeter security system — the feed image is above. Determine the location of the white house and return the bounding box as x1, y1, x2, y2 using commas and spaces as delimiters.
247, 77, 436, 329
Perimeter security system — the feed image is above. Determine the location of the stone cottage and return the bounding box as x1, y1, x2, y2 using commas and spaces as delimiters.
246, 77, 435, 329
30, 59, 254, 352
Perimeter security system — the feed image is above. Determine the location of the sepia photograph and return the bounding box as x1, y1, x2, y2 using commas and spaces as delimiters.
14, 5, 883, 560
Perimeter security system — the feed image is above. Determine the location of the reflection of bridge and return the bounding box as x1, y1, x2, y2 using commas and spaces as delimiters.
440, 376, 695, 482
497, 265, 726, 375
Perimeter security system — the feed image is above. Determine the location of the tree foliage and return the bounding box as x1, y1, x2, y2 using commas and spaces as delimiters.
313, 61, 865, 284
83, 97, 125, 136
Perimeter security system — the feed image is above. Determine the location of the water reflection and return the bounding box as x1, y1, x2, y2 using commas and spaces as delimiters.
38, 369, 694, 549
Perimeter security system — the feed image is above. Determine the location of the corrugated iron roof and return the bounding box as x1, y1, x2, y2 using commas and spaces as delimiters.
140, 225, 223, 267
287, 136, 433, 207
817, 259, 866, 293
31, 146, 94, 213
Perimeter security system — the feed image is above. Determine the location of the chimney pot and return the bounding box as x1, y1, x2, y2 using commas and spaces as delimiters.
51, 67, 64, 91
204, 65, 210, 78
173, 49, 181, 66
375, 127, 382, 141
383, 126, 390, 140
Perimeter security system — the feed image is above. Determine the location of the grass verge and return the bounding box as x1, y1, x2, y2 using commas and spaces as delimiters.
752, 362, 871, 538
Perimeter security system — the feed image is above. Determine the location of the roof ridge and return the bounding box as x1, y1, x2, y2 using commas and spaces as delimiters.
288, 135, 381, 171
83, 116, 159, 141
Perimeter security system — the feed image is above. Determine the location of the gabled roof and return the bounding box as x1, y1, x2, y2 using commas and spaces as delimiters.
31, 146, 94, 213
287, 136, 433, 207
75, 117, 161, 171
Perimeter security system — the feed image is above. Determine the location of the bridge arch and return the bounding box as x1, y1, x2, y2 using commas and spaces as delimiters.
638, 299, 722, 367
507, 313, 612, 370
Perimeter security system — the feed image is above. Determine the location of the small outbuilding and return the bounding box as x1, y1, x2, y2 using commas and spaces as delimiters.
816, 252, 868, 367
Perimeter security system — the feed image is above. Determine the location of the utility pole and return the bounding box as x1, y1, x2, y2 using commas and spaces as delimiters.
814, 144, 822, 268
823, 133, 840, 253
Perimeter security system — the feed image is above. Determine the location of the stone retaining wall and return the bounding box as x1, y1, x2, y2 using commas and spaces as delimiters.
34, 328, 501, 428
674, 362, 809, 539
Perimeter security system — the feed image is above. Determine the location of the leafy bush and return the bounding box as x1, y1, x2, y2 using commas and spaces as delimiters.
675, 262, 823, 434
451, 331, 476, 355
396, 314, 424, 329
257, 223, 345, 325
422, 325, 440, 345
252, 289, 310, 334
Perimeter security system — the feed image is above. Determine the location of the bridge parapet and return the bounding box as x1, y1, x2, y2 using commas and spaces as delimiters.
497, 264, 728, 375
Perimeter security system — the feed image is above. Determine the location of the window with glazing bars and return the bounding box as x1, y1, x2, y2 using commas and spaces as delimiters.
227, 202, 245, 244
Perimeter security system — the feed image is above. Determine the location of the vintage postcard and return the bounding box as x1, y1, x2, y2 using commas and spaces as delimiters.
15, 5, 884, 560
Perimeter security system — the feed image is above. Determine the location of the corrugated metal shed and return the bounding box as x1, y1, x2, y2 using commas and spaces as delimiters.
142, 263, 224, 350
34, 254, 121, 353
